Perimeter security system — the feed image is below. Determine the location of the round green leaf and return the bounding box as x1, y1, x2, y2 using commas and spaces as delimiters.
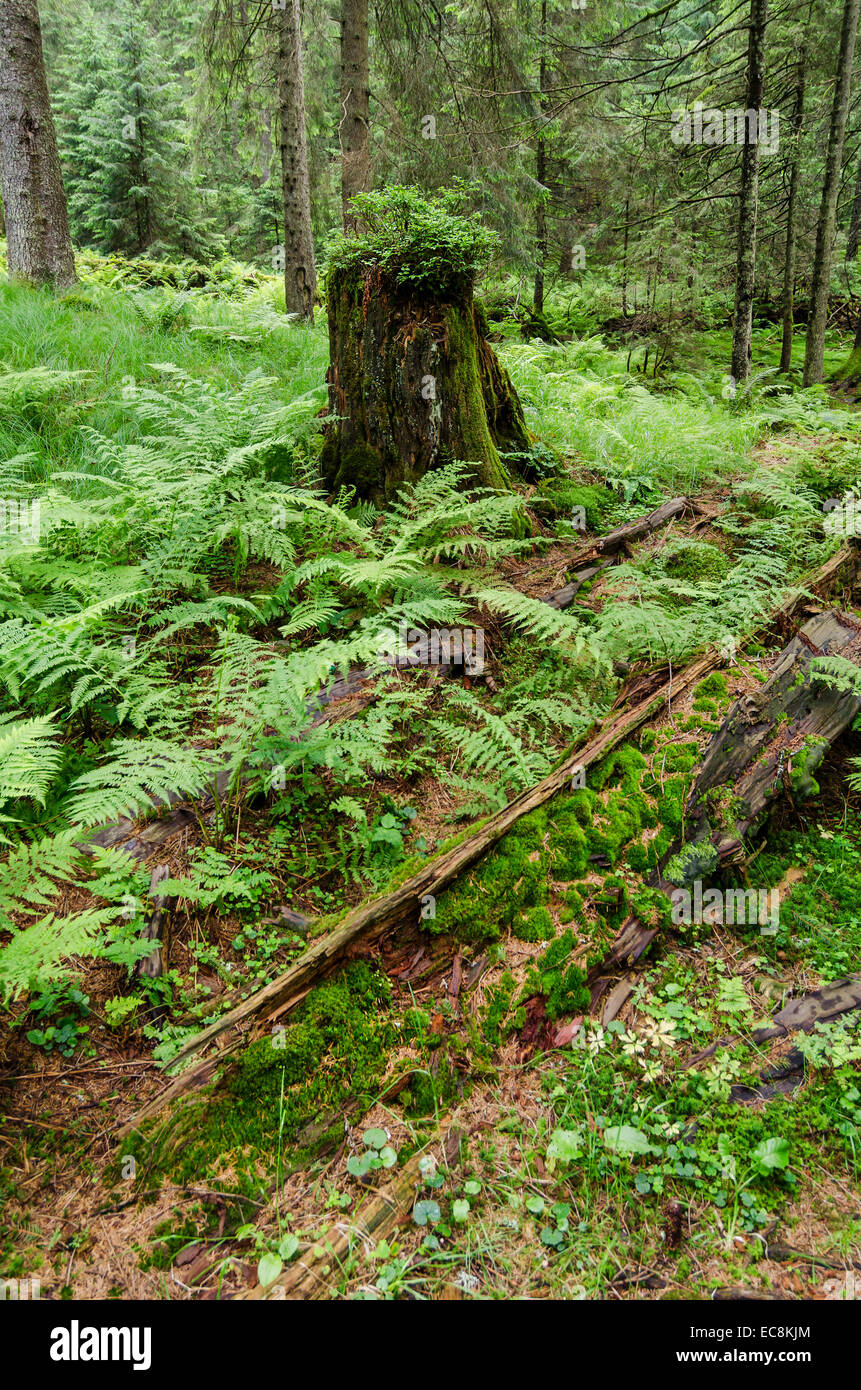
413, 1199, 441, 1227
257, 1252, 283, 1287
363, 1127, 388, 1151
278, 1234, 300, 1262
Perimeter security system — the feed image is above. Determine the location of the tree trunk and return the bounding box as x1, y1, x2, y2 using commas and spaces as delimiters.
0, 0, 76, 287
803, 0, 861, 385
339, 0, 369, 225
321, 266, 531, 499
845, 151, 861, 263
834, 304, 861, 383
730, 0, 767, 385
532, 0, 548, 316
277, 0, 316, 320
779, 31, 806, 373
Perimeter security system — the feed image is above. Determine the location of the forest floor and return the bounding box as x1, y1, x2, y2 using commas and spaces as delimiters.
2, 252, 861, 1300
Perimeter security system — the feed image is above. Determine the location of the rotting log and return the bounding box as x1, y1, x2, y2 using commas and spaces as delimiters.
542, 495, 689, 609
242, 1145, 432, 1300
136, 864, 170, 1023
683, 608, 861, 864
116, 644, 725, 1138
116, 542, 859, 1139
587, 554, 861, 999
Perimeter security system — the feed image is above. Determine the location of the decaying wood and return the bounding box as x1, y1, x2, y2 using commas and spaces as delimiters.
242, 1145, 432, 1299
542, 495, 688, 610
88, 498, 698, 868
673, 975, 861, 1107
588, 575, 861, 998
685, 608, 861, 864
136, 864, 170, 987
117, 644, 724, 1138
117, 542, 859, 1140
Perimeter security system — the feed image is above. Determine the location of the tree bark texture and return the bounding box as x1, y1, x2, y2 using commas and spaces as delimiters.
278, 0, 316, 320
320, 266, 531, 499
779, 31, 806, 373
339, 0, 370, 224
0, 0, 76, 287
730, 0, 767, 383
803, 0, 860, 384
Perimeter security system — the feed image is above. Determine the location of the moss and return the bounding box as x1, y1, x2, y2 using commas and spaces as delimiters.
482, 971, 517, 1044
514, 905, 556, 942
693, 696, 717, 715
535, 479, 614, 530
322, 433, 383, 497
663, 540, 731, 584
536, 931, 590, 1019
695, 672, 730, 700
630, 886, 674, 930
431, 807, 550, 942
789, 738, 829, 799
591, 745, 648, 794
126, 962, 397, 1188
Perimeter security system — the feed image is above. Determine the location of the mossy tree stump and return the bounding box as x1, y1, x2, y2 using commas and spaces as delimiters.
320, 188, 531, 500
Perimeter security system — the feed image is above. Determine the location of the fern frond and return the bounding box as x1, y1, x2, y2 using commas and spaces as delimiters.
65, 739, 212, 828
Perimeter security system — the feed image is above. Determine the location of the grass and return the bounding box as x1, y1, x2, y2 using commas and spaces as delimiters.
0, 277, 329, 481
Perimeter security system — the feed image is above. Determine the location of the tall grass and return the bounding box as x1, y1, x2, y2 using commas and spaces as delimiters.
0, 279, 329, 485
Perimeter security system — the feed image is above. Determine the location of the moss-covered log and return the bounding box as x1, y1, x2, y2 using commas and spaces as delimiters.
321, 264, 530, 499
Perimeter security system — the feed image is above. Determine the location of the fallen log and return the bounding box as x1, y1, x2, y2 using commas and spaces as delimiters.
588, 581, 861, 998
242, 1145, 433, 1300
542, 496, 689, 610
116, 542, 859, 1139
116, 643, 724, 1138
683, 608, 861, 865
88, 498, 696, 866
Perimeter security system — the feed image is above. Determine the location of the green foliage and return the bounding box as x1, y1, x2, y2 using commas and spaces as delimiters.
327, 186, 498, 296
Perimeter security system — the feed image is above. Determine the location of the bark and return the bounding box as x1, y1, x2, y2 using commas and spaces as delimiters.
835, 307, 861, 383
845, 150, 861, 263
779, 30, 807, 373
533, 0, 548, 316
0, 0, 76, 287
684, 608, 861, 861
320, 264, 530, 499
803, 0, 861, 385
621, 196, 630, 317
730, 0, 768, 384
339, 0, 370, 224
590, 601, 861, 1000
245, 1146, 432, 1298
277, 0, 316, 320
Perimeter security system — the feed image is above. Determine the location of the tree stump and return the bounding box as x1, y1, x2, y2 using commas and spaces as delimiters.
320, 264, 531, 500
